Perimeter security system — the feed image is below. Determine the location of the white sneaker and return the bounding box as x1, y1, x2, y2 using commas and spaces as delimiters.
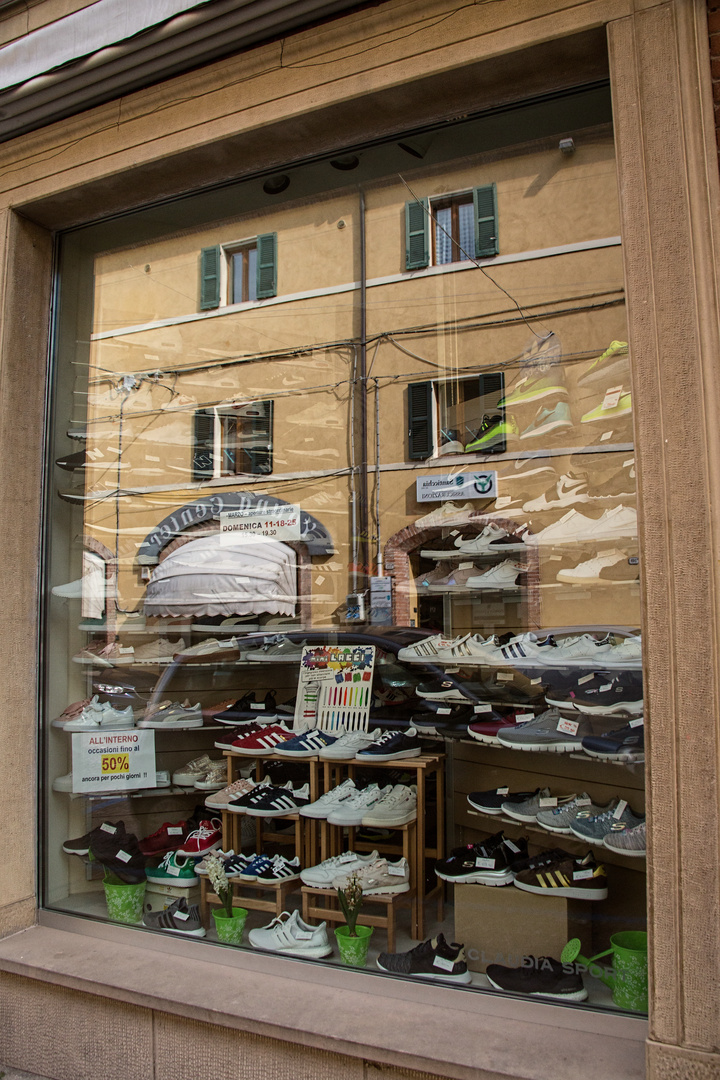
522, 474, 589, 513
550, 634, 614, 665
466, 560, 526, 590
583, 505, 637, 541
333, 857, 411, 895
299, 778, 357, 818
454, 523, 508, 555
398, 635, 462, 662
194, 760, 227, 790
317, 730, 380, 760
248, 909, 332, 957
327, 784, 392, 826
172, 754, 214, 786
361, 784, 417, 827
415, 502, 476, 527
523, 509, 598, 546
300, 849, 380, 887
557, 550, 633, 583
602, 635, 642, 669
63, 700, 134, 730
133, 637, 185, 664
433, 634, 502, 665
137, 701, 203, 728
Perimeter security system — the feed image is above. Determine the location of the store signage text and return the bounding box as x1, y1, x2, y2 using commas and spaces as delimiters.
416, 471, 498, 502
71, 730, 156, 794
219, 504, 302, 543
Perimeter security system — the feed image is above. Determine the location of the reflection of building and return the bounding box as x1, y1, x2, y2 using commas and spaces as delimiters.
1, 4, 720, 1080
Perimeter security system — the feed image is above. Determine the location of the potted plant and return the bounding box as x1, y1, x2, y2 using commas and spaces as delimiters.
206, 853, 247, 945
102, 868, 146, 925
335, 871, 373, 966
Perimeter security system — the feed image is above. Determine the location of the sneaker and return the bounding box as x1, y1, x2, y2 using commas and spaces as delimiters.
602, 635, 643, 669
585, 466, 636, 503
556, 550, 639, 584
213, 691, 278, 725
255, 855, 302, 882
63, 699, 134, 731
90, 828, 146, 881
546, 675, 643, 716
416, 676, 486, 702
273, 728, 340, 758
453, 523, 510, 556
569, 800, 645, 845
549, 633, 615, 666
318, 729, 381, 760
356, 727, 422, 761
466, 788, 539, 814
464, 414, 518, 453
513, 850, 608, 900
244, 638, 307, 663
497, 456, 555, 482
486, 956, 587, 1001
497, 372, 568, 408
497, 708, 593, 753
195, 848, 235, 875
248, 909, 332, 958
176, 818, 222, 856
466, 712, 527, 745
397, 634, 460, 662
300, 778, 357, 818
519, 401, 572, 439
63, 820, 126, 855
376, 934, 472, 984
72, 640, 135, 666
300, 849, 379, 887
172, 754, 214, 786
500, 787, 559, 822
333, 857, 410, 895
434, 833, 527, 885
466, 560, 526, 589
415, 502, 476, 527
430, 633, 504, 665
413, 562, 457, 589
139, 820, 189, 856
238, 853, 274, 881
145, 851, 199, 887
194, 761, 228, 791
486, 528, 530, 553
482, 632, 558, 668
243, 783, 310, 817
214, 723, 270, 750
603, 819, 647, 856
226, 776, 272, 814
420, 531, 483, 558
581, 719, 644, 761
174, 637, 240, 664
204, 777, 257, 810
327, 783, 392, 826
228, 723, 293, 756
535, 794, 609, 834
577, 340, 629, 385
132, 637, 185, 664
361, 784, 417, 827
581, 391, 632, 424
522, 473, 589, 513
142, 897, 205, 937
52, 698, 92, 727
427, 565, 483, 592
137, 700, 203, 728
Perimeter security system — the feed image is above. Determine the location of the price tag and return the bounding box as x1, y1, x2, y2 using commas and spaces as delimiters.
530, 677, 542, 685
613, 799, 628, 819
474, 704, 493, 714
548, 554, 562, 561
504, 839, 521, 854
577, 796, 592, 805
623, 458, 634, 468
577, 674, 594, 686
600, 430, 613, 441
602, 385, 624, 410
573, 869, 594, 881
115, 849, 132, 864
496, 787, 509, 795
168, 865, 181, 876
167, 826, 184, 836
538, 797, 558, 808
433, 955, 456, 972
251, 703, 265, 710
100, 823, 117, 835
437, 707, 452, 715
174, 909, 189, 921
557, 717, 579, 736
338, 852, 355, 864
629, 717, 644, 728
101, 753, 130, 775
387, 863, 407, 877
497, 672, 514, 682
458, 562, 474, 570
515, 712, 535, 724
495, 497, 513, 509
599, 683, 612, 693
450, 529, 459, 536
475, 857, 496, 869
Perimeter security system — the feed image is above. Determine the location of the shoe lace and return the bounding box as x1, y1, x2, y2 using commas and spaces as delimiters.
189, 823, 217, 841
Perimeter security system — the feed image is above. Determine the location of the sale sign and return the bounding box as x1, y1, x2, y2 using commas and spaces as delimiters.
71, 730, 156, 794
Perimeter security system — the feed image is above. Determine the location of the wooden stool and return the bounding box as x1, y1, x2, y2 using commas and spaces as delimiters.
300, 885, 413, 953
201, 875, 300, 924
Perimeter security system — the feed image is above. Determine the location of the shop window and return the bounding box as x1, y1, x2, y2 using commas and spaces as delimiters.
192, 400, 273, 479
199, 232, 277, 309
404, 185, 498, 270
408, 373, 505, 459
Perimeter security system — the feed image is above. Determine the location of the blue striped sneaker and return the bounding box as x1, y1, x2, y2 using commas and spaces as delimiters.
238, 854, 274, 881
273, 728, 340, 758
569, 800, 645, 845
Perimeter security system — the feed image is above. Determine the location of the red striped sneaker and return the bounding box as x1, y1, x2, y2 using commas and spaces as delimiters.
229, 723, 293, 756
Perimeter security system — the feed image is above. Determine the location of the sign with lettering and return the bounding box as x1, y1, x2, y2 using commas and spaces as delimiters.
71, 730, 156, 794
416, 471, 497, 502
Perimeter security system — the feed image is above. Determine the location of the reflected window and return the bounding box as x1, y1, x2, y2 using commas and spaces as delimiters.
227, 243, 258, 304
193, 400, 273, 478
432, 194, 474, 265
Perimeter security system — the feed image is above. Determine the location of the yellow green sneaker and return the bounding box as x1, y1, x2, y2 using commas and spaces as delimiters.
578, 340, 629, 386
581, 392, 632, 424
464, 414, 518, 453
497, 373, 568, 408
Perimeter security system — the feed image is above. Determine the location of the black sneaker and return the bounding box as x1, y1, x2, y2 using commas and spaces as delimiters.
90, 828, 146, 881
213, 691, 277, 725
467, 788, 540, 815
415, 676, 486, 702
255, 855, 301, 882
356, 726, 422, 761
546, 674, 643, 716
581, 720, 644, 762
62, 820, 126, 855
507, 846, 569, 876
434, 832, 528, 885
243, 783, 311, 817
377, 933, 471, 983
142, 897, 206, 937
55, 449, 87, 471
486, 956, 587, 1001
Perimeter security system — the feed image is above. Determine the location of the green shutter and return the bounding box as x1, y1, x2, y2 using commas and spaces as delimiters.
408, 381, 434, 460
199, 246, 220, 310
473, 184, 498, 258
405, 199, 429, 270
256, 233, 277, 299
192, 410, 215, 480
248, 400, 273, 474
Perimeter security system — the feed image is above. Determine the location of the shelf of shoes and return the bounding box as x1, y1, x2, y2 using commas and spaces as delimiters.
201, 874, 300, 924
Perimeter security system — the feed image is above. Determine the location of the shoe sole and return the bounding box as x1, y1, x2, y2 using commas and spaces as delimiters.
229, 745, 289, 756
582, 748, 644, 762
466, 730, 502, 744
137, 719, 203, 728
62, 844, 90, 855
273, 748, 330, 758
355, 749, 423, 761
519, 419, 573, 440
602, 843, 646, 857
578, 358, 629, 386
145, 924, 206, 937
63, 721, 135, 731
176, 841, 221, 857
145, 873, 200, 886
582, 405, 632, 423
194, 781, 227, 790
214, 715, 280, 726
496, 739, 582, 753
417, 690, 475, 702
244, 806, 306, 817
256, 872, 301, 883
248, 940, 333, 958
513, 880, 608, 900
498, 387, 569, 408
376, 958, 472, 983
485, 975, 588, 1001
534, 821, 574, 834
360, 811, 417, 827
361, 882, 410, 895
435, 869, 513, 885
466, 799, 503, 814
573, 701, 643, 715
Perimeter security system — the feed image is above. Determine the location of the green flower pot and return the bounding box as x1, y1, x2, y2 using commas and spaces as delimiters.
103, 880, 146, 925
335, 924, 373, 967
212, 907, 248, 945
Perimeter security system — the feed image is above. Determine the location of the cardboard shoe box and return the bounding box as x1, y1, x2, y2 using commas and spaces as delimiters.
453, 883, 593, 973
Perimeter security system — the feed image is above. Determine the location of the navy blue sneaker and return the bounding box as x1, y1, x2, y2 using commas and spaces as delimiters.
581, 720, 644, 762
273, 729, 339, 758
213, 691, 277, 725
356, 726, 423, 761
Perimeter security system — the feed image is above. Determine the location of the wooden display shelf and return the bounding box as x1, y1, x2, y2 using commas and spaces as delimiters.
301, 885, 415, 953
201, 876, 300, 922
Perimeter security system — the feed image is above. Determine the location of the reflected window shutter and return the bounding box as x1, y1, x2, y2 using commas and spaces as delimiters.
248, 400, 273, 474
405, 199, 429, 270
199, 246, 221, 310
408, 381, 434, 460
473, 184, 498, 258
256, 233, 277, 298
192, 410, 215, 480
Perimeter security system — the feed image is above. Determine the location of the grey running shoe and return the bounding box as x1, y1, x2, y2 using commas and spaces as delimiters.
603, 819, 647, 857
569, 800, 645, 845
500, 788, 552, 822
497, 709, 594, 753
142, 897, 205, 937
535, 793, 610, 834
